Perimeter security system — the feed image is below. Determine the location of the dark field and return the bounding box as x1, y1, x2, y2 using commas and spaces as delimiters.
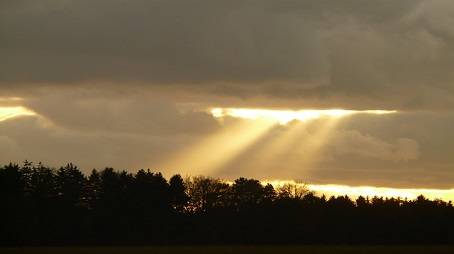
2, 246, 454, 254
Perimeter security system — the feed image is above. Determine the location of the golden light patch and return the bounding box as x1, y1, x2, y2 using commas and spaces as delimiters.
0, 106, 36, 122
211, 108, 397, 125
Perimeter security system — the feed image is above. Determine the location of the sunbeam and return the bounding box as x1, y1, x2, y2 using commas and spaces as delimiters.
177, 107, 395, 178
232, 121, 308, 178
243, 117, 345, 179
160, 118, 276, 175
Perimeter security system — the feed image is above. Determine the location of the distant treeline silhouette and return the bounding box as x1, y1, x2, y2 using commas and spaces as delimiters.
1, 161, 454, 246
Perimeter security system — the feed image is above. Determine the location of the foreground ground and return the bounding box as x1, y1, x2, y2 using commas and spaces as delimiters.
2, 246, 454, 254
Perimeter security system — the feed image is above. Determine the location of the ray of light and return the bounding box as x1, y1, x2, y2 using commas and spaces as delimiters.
287, 117, 342, 176
0, 106, 36, 122
214, 117, 343, 179
160, 118, 276, 176
235, 121, 308, 177
233, 117, 343, 179
208, 107, 370, 178
211, 108, 397, 125
162, 107, 396, 178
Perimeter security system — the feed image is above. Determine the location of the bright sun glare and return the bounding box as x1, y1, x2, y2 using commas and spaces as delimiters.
211, 108, 397, 124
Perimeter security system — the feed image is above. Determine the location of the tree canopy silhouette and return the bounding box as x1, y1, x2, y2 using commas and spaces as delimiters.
1, 161, 454, 246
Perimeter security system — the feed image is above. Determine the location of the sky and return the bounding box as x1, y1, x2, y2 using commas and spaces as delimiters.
1, 0, 454, 195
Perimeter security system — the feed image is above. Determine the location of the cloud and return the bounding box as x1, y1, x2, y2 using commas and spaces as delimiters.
330, 131, 420, 162
0, 115, 192, 171
394, 138, 420, 161
0, 135, 21, 159
22, 92, 219, 136
1, 0, 454, 109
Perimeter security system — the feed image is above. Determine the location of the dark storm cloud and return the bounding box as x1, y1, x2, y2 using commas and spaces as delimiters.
2, 0, 454, 109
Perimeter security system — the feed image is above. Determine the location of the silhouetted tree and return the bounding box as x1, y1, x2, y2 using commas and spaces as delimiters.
56, 163, 86, 206
230, 178, 266, 210
185, 176, 230, 212
86, 169, 102, 209
169, 174, 189, 212
276, 182, 310, 200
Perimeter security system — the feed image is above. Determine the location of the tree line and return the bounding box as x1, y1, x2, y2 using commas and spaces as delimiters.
1, 161, 454, 245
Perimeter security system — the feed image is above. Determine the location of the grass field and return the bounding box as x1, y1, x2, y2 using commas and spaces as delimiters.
2, 246, 454, 254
